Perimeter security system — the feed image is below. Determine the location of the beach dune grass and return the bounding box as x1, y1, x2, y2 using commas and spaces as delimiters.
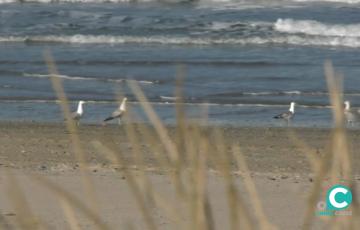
1, 54, 359, 229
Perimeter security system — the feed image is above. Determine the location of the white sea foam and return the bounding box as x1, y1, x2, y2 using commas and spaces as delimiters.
210, 21, 238, 31
292, 0, 360, 3
243, 90, 302, 96
24, 73, 102, 81
2, 34, 360, 48
275, 18, 360, 37
23, 73, 154, 84
160, 96, 178, 101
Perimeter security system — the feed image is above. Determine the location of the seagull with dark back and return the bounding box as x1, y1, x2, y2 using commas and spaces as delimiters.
273, 102, 296, 126
103, 97, 127, 125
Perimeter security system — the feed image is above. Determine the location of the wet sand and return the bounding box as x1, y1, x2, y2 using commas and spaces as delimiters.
1, 122, 360, 173
0, 122, 359, 229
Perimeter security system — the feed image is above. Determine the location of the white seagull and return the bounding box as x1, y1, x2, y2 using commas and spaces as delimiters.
344, 101, 360, 125
273, 102, 296, 125
103, 97, 127, 125
71, 100, 85, 125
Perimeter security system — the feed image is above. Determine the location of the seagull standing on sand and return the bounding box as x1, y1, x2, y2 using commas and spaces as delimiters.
344, 101, 360, 125
71, 100, 85, 126
103, 97, 127, 125
273, 102, 296, 125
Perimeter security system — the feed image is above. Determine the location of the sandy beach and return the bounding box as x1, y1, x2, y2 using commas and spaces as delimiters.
0, 122, 359, 229
1, 122, 360, 173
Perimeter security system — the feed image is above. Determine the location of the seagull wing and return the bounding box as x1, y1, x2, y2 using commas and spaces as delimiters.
274, 111, 293, 119
346, 109, 359, 122
112, 109, 123, 118
104, 109, 124, 122
71, 112, 81, 120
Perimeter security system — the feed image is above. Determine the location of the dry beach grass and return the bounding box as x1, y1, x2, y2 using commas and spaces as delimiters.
0, 55, 359, 229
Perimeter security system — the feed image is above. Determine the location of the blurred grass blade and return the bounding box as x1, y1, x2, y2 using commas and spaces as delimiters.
232, 145, 275, 230
60, 198, 81, 230
5, 170, 44, 230
127, 80, 179, 165
92, 141, 158, 230
43, 49, 99, 213
29, 174, 110, 230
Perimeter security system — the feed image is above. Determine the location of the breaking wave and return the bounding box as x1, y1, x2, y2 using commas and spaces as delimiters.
275, 18, 360, 37
292, 0, 360, 3
23, 73, 154, 84
242, 90, 302, 96
210, 90, 330, 97
1, 34, 360, 47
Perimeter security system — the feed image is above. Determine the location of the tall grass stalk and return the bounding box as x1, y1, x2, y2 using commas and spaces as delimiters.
43, 49, 99, 215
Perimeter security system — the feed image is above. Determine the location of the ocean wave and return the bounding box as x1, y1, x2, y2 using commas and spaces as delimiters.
292, 0, 360, 3
2, 34, 360, 47
23, 73, 154, 84
210, 90, 326, 97
275, 18, 360, 37
209, 90, 360, 97
0, 99, 336, 109
0, 0, 359, 4
160, 96, 178, 101
242, 90, 302, 96
208, 21, 251, 31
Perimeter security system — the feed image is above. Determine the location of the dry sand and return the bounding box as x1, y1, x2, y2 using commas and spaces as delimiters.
0, 122, 359, 229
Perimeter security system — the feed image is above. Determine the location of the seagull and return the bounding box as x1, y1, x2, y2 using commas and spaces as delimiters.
71, 100, 85, 126
103, 97, 127, 125
344, 101, 360, 125
273, 102, 296, 125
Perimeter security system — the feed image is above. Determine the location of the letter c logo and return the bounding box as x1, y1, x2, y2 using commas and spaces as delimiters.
327, 185, 352, 210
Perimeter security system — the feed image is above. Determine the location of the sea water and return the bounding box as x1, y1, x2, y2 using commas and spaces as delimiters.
1, 0, 360, 127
